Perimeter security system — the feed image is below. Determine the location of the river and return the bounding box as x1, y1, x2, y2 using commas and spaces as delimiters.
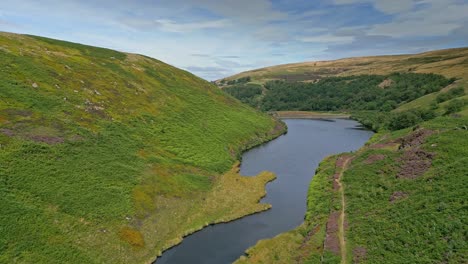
156, 119, 373, 264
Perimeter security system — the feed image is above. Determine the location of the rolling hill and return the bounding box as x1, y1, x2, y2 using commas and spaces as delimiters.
0, 32, 285, 263
217, 47, 468, 85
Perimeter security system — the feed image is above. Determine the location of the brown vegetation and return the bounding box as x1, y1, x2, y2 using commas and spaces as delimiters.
364, 154, 386, 164
324, 211, 340, 255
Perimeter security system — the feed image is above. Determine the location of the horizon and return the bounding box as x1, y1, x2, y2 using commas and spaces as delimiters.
1, 0, 467, 80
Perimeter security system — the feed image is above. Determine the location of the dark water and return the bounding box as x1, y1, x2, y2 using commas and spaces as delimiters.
156, 119, 373, 264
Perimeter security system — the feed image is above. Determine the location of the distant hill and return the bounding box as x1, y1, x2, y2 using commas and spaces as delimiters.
217, 47, 468, 85
0, 32, 284, 263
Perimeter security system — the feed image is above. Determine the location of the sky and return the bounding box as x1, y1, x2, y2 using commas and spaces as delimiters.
1, 0, 467, 80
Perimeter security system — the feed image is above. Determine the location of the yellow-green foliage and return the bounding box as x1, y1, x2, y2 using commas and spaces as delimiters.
0, 32, 284, 263
119, 227, 145, 248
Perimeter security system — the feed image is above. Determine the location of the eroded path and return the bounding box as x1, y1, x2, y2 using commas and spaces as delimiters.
336, 156, 351, 264
325, 155, 351, 263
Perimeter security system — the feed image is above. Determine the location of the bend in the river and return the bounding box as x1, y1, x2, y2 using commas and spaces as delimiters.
156, 119, 373, 264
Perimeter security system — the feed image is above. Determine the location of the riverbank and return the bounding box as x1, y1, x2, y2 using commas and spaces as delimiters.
155, 119, 372, 264
149, 121, 287, 263
234, 115, 468, 263
273, 111, 350, 119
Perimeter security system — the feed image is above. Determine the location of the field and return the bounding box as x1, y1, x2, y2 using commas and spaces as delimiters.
0, 32, 286, 263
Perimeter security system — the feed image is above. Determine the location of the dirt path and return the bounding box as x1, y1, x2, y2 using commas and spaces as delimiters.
336, 157, 351, 264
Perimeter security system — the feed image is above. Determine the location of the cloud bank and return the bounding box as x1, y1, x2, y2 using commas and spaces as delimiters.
0, 0, 466, 80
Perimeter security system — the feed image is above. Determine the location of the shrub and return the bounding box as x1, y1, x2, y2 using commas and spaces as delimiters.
445, 99, 466, 114
388, 112, 422, 130
436, 87, 465, 103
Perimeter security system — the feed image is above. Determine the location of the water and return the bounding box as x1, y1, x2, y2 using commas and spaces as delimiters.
156, 119, 373, 264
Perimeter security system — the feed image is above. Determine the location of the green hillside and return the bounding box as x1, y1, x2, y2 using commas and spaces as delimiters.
227, 50, 468, 263
0, 32, 285, 263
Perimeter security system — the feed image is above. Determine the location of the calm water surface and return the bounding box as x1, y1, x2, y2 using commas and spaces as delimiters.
156, 119, 373, 264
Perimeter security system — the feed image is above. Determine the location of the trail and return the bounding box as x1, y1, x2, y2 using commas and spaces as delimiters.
336, 157, 351, 264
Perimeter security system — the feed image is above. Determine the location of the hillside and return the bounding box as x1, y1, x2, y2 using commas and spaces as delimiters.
224, 50, 468, 263
0, 32, 285, 263
217, 47, 468, 85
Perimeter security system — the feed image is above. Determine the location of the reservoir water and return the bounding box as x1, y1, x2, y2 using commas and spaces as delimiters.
156, 119, 373, 264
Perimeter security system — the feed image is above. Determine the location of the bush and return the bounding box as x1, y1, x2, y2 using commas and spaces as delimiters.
388, 111, 422, 130
445, 99, 466, 114
436, 87, 465, 103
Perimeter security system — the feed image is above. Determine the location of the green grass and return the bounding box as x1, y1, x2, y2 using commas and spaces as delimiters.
0, 32, 284, 263
344, 116, 468, 263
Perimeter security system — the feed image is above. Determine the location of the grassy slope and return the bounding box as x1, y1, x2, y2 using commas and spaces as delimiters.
0, 32, 285, 263
218, 47, 468, 85
231, 48, 467, 263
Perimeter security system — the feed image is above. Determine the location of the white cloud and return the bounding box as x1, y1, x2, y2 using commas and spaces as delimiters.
122, 18, 229, 33
298, 34, 355, 44
367, 0, 468, 37
333, 0, 415, 14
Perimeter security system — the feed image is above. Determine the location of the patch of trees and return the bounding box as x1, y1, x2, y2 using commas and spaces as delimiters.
224, 76, 252, 85
223, 83, 262, 107
260, 73, 453, 112
352, 108, 437, 131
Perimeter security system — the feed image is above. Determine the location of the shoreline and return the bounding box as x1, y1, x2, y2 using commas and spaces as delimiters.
273, 111, 350, 119
150, 119, 287, 263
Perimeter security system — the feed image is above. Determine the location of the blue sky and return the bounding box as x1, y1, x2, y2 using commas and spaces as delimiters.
1, 0, 467, 80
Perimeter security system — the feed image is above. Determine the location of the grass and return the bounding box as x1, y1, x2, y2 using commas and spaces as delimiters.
0, 32, 286, 263
343, 116, 468, 263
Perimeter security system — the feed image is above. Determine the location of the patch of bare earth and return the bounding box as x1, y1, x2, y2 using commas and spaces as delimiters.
1, 128, 15, 137
389, 191, 408, 203
398, 129, 434, 149
378, 79, 394, 89
324, 211, 340, 255
353, 247, 367, 263
29, 135, 64, 144
397, 129, 435, 179
364, 154, 386, 164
